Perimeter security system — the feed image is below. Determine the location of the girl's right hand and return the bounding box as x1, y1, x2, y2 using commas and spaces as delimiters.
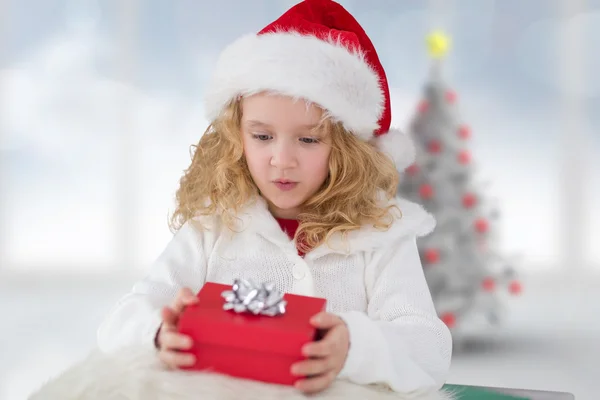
156, 287, 199, 369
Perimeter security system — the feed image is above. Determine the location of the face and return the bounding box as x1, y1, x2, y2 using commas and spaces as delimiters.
240, 93, 332, 219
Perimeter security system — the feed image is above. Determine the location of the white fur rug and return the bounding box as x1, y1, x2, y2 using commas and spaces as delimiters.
28, 347, 456, 400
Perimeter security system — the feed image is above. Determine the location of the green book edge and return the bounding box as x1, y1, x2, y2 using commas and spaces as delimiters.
442, 384, 530, 400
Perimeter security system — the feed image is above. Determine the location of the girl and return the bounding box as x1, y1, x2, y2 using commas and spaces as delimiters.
97, 0, 452, 396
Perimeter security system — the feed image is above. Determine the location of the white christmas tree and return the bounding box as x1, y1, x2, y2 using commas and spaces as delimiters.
399, 32, 522, 338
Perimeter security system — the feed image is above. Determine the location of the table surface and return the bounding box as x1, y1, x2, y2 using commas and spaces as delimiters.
460, 384, 575, 400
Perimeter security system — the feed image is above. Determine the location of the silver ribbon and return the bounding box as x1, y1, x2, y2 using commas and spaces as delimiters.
221, 278, 287, 316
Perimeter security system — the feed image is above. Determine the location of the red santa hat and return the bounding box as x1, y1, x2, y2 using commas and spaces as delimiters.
203, 0, 415, 170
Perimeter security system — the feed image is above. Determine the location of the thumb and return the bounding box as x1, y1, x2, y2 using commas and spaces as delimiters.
310, 312, 343, 329
172, 287, 198, 313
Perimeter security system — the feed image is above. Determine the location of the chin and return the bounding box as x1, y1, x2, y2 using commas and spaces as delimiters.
263, 192, 305, 213
270, 198, 304, 212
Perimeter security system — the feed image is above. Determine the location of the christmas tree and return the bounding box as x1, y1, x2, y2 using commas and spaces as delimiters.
399, 32, 522, 339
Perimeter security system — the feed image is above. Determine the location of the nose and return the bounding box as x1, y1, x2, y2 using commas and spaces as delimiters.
270, 140, 297, 169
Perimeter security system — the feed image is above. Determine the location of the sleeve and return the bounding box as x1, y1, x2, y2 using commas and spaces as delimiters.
336, 234, 453, 394
96, 219, 212, 353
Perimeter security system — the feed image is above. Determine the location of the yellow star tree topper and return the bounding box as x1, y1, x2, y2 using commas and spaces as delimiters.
426, 30, 451, 58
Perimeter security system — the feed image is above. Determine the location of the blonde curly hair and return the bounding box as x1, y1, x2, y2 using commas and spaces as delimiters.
169, 99, 401, 253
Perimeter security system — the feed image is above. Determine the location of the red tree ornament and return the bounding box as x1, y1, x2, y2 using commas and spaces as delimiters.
418, 100, 429, 113
462, 193, 477, 208
474, 217, 489, 233
424, 248, 440, 264
440, 312, 456, 328
406, 164, 419, 176
458, 150, 471, 164
446, 90, 457, 103
508, 280, 522, 295
482, 277, 495, 292
458, 125, 471, 140
419, 184, 434, 199
428, 139, 442, 154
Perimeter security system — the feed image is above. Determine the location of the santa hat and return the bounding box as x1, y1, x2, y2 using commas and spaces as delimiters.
203, 0, 415, 170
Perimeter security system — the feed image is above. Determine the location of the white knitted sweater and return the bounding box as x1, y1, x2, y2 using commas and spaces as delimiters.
96, 195, 452, 396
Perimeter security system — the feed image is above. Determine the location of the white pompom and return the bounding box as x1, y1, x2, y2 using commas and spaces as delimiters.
372, 128, 416, 171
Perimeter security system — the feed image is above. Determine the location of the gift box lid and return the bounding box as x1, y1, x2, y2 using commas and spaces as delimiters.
178, 282, 327, 357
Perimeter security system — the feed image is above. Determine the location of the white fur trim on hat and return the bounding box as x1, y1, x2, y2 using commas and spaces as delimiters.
203, 30, 385, 141
372, 128, 416, 170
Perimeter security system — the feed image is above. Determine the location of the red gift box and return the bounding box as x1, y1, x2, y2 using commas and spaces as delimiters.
177, 281, 327, 386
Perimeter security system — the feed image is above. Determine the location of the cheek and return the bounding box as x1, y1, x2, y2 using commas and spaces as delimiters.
304, 149, 330, 179
243, 142, 270, 173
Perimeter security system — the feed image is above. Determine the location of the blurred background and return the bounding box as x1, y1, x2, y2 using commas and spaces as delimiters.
0, 0, 598, 399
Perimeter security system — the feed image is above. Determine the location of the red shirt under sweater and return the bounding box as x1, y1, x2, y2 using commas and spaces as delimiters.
275, 218, 304, 257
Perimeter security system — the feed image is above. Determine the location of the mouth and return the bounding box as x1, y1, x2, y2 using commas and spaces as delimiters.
273, 179, 298, 191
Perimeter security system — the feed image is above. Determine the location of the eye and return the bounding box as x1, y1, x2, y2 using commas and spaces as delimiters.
299, 137, 319, 144
252, 133, 272, 141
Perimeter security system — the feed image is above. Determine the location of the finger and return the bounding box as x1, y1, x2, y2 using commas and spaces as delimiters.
160, 331, 194, 350
302, 340, 334, 358
159, 350, 196, 368
302, 324, 344, 357
310, 312, 344, 329
171, 287, 198, 313
295, 370, 337, 394
291, 357, 334, 377
161, 306, 180, 327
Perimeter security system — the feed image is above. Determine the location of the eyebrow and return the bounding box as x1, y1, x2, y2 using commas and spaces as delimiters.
245, 120, 320, 130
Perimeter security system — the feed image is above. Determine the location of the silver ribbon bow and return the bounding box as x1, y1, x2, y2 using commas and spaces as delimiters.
221, 278, 287, 316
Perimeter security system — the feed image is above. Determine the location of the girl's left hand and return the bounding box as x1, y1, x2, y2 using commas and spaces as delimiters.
290, 312, 350, 394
